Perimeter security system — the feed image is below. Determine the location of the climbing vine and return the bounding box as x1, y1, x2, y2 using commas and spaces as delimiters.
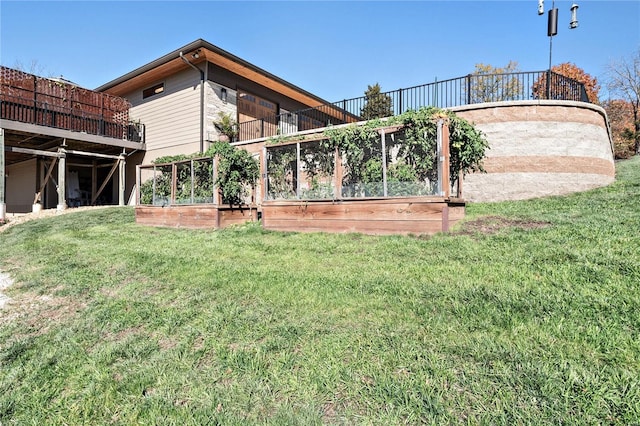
139, 143, 259, 206
204, 141, 259, 206
322, 107, 488, 191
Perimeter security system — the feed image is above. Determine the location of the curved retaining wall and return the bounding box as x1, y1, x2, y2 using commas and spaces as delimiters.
452, 101, 615, 202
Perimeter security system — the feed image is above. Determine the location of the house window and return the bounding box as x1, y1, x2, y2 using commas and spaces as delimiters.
143, 83, 164, 99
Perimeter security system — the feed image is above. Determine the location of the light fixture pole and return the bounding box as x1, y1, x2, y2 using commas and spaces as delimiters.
538, 0, 579, 99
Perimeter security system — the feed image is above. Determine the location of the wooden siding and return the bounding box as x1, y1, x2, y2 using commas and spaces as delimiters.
261, 198, 465, 236
135, 205, 258, 229
127, 69, 201, 160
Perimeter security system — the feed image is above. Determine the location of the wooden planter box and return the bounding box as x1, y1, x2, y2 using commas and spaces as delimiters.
135, 205, 257, 229
261, 197, 465, 236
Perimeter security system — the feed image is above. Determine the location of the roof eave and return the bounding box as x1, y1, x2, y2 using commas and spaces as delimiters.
95, 39, 331, 108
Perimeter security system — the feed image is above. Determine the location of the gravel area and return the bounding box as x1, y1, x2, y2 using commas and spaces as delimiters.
0, 272, 12, 309
1, 206, 117, 308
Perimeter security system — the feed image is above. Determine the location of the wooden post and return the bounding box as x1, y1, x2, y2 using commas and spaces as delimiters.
57, 147, 67, 211
436, 119, 450, 198
171, 163, 177, 205
92, 160, 97, 203
0, 128, 5, 222
190, 159, 195, 204
34, 157, 41, 208
380, 130, 388, 197
135, 165, 141, 205
213, 156, 219, 205
118, 154, 126, 206
261, 147, 267, 202
442, 120, 450, 199
296, 142, 301, 199
334, 146, 343, 199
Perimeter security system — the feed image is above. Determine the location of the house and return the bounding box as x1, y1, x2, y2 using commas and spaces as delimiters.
96, 38, 346, 166
0, 66, 145, 216
0, 39, 345, 218
1, 38, 615, 225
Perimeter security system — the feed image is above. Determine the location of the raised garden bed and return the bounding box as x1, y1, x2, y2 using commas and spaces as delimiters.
262, 196, 464, 235
135, 205, 257, 229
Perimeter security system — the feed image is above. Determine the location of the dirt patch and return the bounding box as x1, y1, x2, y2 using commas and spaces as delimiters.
455, 215, 551, 236
0, 286, 87, 338
0, 272, 13, 309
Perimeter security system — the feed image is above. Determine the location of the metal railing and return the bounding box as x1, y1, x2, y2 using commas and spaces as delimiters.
237, 70, 589, 141
0, 93, 145, 142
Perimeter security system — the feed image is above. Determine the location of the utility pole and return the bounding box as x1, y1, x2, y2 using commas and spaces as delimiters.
538, 0, 579, 99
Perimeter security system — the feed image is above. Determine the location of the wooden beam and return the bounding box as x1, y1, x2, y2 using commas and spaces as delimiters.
34, 157, 58, 204
65, 149, 122, 160
0, 120, 145, 150
4, 145, 62, 158
91, 159, 119, 205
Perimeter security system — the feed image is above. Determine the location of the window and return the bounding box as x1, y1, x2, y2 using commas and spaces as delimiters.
143, 83, 164, 99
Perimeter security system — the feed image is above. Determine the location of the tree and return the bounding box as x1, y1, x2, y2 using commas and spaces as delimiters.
532, 62, 600, 103
602, 99, 636, 159
467, 61, 523, 103
360, 83, 393, 120
12, 59, 49, 77
606, 47, 640, 155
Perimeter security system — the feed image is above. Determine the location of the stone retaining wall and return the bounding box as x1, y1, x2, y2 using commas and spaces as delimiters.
452, 101, 614, 202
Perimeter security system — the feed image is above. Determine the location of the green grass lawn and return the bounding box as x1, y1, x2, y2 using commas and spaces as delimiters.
1, 157, 639, 425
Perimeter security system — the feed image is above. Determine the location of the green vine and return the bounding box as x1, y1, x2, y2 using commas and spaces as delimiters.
322, 107, 488, 190
205, 142, 259, 206
139, 143, 259, 206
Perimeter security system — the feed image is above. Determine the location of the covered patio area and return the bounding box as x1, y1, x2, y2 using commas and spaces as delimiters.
0, 66, 145, 221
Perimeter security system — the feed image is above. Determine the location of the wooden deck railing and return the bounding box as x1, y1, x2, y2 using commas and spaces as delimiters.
0, 66, 144, 142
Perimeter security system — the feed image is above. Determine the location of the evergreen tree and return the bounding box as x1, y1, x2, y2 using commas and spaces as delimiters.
360, 83, 393, 120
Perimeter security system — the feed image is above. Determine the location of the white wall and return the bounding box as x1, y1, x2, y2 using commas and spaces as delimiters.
6, 159, 36, 213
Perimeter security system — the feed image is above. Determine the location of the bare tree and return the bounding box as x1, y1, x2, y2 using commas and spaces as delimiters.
12, 59, 51, 77
606, 47, 640, 155
467, 61, 523, 103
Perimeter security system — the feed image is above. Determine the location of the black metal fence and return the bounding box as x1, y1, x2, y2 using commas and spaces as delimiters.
237, 70, 589, 141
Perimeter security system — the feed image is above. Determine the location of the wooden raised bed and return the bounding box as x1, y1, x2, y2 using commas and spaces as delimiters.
261, 197, 464, 236
135, 205, 257, 229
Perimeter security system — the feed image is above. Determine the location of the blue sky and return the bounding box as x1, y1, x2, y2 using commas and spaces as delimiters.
1, 1, 638, 102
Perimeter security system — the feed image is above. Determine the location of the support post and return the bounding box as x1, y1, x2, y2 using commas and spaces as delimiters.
261, 147, 267, 202
92, 160, 97, 203
34, 157, 41, 212
436, 119, 450, 198
296, 142, 301, 199
0, 128, 5, 222
57, 147, 67, 211
118, 154, 126, 206
381, 130, 388, 197
334, 146, 343, 199
136, 165, 141, 205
